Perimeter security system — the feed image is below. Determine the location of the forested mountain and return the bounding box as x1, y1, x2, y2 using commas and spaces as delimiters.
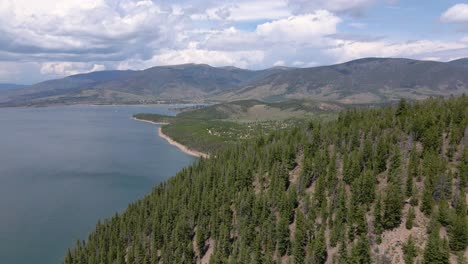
65, 96, 467, 263
2, 58, 468, 107
217, 58, 468, 103
0, 65, 290, 107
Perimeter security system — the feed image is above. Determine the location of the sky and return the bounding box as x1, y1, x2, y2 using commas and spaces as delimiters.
0, 0, 468, 84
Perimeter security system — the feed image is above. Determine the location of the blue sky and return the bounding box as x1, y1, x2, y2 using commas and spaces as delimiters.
0, 0, 467, 84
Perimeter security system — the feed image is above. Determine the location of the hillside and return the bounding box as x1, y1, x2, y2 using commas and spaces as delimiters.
449, 58, 468, 68
216, 58, 468, 103
0, 65, 290, 107
66, 96, 467, 264
2, 58, 468, 107
134, 100, 342, 154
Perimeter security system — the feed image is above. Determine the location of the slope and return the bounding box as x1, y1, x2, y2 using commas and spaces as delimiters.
133, 99, 343, 153
65, 96, 467, 263
0, 65, 291, 107
217, 58, 468, 103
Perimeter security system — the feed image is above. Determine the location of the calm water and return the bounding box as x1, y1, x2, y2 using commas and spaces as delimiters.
0, 105, 196, 264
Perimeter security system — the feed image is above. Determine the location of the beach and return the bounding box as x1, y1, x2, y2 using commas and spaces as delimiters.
132, 117, 169, 125
133, 117, 209, 158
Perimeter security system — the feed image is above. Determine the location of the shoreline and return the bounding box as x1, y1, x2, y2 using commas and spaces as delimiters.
133, 117, 209, 158
132, 117, 169, 125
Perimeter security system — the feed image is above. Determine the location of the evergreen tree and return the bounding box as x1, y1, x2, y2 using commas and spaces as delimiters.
383, 182, 404, 229
276, 215, 290, 256
350, 235, 372, 264
374, 195, 383, 235
449, 211, 467, 251
292, 210, 307, 263
423, 222, 449, 264
311, 228, 327, 264
406, 206, 415, 230
403, 235, 417, 264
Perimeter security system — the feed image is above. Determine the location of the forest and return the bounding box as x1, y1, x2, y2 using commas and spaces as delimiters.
66, 96, 467, 263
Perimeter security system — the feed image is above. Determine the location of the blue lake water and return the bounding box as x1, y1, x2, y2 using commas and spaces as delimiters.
0, 105, 196, 264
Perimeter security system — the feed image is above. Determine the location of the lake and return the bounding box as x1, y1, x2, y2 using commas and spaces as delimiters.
0, 105, 196, 264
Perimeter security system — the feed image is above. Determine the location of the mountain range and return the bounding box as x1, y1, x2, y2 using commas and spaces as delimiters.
0, 57, 467, 106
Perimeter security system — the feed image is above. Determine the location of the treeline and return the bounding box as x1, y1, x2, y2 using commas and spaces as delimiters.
67, 96, 467, 263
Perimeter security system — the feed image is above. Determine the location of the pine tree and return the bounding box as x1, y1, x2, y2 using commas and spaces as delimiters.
64, 249, 73, 264
406, 207, 415, 230
276, 215, 290, 256
312, 228, 327, 264
449, 211, 468, 251
423, 222, 449, 264
292, 210, 307, 263
383, 182, 404, 229
407, 144, 418, 197
421, 178, 434, 216
337, 240, 348, 264
374, 195, 383, 235
350, 235, 372, 264
437, 199, 451, 227
403, 235, 417, 264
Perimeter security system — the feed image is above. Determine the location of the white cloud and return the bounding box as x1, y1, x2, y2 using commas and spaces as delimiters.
0, 0, 467, 84
273, 60, 286, 66
441, 3, 468, 23
40, 62, 106, 76
256, 11, 341, 43
0, 0, 182, 59
191, 0, 291, 21
118, 46, 265, 70
327, 39, 467, 62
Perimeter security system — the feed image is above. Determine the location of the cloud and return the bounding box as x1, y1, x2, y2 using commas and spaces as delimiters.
273, 60, 286, 66
326, 39, 467, 62
256, 11, 341, 43
40, 62, 106, 76
191, 0, 291, 21
118, 45, 265, 70
0, 0, 184, 61
0, 0, 466, 84
287, 0, 375, 16
441, 3, 468, 23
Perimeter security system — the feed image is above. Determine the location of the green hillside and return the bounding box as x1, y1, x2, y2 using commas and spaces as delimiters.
134, 100, 341, 154
67, 96, 467, 263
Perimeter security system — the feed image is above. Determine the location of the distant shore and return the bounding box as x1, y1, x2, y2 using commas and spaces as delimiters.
133, 117, 209, 158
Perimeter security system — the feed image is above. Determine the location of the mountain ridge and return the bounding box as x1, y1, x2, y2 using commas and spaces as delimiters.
1, 57, 467, 106
217, 57, 468, 103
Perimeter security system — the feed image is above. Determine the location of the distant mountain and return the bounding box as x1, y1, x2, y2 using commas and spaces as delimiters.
216, 58, 468, 104
1, 57, 468, 107
448, 57, 468, 67
0, 64, 291, 107
0, 83, 26, 91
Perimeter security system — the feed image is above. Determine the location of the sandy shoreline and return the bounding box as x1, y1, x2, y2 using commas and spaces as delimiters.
133, 117, 209, 158
132, 117, 169, 125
